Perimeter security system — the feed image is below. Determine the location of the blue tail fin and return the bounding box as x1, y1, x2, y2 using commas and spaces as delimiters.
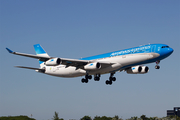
34, 44, 48, 55
34, 44, 49, 66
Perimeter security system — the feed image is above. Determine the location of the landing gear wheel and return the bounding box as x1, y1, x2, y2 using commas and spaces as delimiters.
109, 80, 112, 85
81, 78, 85, 83
109, 77, 116, 81
106, 80, 109, 85
88, 75, 92, 79
155, 65, 160, 69
94, 77, 100, 81
105, 80, 112, 85
112, 77, 116, 81
81, 78, 88, 83
85, 79, 88, 83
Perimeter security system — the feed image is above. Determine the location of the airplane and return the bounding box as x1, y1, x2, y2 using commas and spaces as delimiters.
6, 43, 173, 85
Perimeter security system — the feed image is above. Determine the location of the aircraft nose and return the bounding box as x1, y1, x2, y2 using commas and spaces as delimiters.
168, 48, 174, 55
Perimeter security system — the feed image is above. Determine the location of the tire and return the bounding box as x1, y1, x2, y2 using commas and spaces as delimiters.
109, 80, 112, 85
85, 79, 88, 83
112, 77, 116, 81
88, 75, 92, 79
106, 80, 109, 85
155, 65, 160, 69
81, 78, 85, 83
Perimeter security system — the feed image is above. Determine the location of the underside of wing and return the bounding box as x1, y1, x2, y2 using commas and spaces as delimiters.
60, 58, 114, 69
60, 58, 89, 67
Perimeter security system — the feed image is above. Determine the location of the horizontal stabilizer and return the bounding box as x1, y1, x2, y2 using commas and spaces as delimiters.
15, 66, 45, 72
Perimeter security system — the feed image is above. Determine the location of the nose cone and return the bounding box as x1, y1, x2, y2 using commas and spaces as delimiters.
159, 47, 174, 60
160, 47, 174, 59
168, 48, 174, 55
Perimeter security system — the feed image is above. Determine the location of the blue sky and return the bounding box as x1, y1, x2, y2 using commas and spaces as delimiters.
0, 0, 179, 120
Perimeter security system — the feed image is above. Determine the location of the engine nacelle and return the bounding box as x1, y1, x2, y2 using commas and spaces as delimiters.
126, 66, 142, 74
45, 58, 61, 66
126, 65, 149, 74
140, 66, 149, 74
84, 62, 101, 70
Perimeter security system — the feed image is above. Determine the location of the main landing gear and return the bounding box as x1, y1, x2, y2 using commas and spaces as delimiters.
106, 73, 116, 85
81, 73, 116, 85
94, 74, 100, 81
155, 61, 160, 69
81, 74, 92, 83
81, 74, 100, 83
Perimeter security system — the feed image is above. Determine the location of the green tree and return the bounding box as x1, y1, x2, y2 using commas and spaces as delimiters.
52, 111, 64, 120
80, 115, 92, 120
101, 116, 112, 120
0, 116, 35, 120
93, 116, 112, 120
140, 115, 148, 120
112, 115, 123, 120
93, 116, 101, 120
130, 116, 138, 120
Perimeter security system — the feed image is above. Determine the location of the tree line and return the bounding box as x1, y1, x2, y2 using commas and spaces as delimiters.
0, 112, 179, 120
52, 112, 180, 120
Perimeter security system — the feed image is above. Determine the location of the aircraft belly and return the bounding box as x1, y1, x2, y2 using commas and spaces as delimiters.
45, 66, 86, 78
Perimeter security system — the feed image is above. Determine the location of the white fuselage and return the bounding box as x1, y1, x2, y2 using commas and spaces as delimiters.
44, 53, 159, 77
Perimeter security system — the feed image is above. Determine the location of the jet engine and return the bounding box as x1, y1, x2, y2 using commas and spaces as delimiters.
126, 65, 142, 74
84, 62, 101, 70
45, 58, 61, 66
140, 66, 149, 74
126, 65, 149, 74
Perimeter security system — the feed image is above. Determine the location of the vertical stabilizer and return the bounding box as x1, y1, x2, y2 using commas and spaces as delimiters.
34, 44, 49, 67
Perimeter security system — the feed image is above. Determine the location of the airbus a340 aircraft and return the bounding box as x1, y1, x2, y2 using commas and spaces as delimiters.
6, 43, 173, 85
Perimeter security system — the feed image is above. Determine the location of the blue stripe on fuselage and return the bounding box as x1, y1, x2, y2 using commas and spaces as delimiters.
81, 44, 160, 60
80, 43, 173, 73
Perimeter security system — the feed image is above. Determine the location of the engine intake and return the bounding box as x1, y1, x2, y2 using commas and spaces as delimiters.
140, 66, 149, 74
45, 58, 61, 66
84, 62, 101, 70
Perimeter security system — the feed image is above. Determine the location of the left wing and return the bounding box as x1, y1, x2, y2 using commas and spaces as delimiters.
6, 48, 113, 68
6, 48, 50, 61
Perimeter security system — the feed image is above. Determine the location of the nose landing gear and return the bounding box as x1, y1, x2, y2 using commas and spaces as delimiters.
155, 61, 160, 69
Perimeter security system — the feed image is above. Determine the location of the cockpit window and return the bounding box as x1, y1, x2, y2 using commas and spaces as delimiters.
162, 46, 169, 48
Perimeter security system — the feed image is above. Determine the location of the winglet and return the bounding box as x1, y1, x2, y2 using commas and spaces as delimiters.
6, 48, 14, 53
